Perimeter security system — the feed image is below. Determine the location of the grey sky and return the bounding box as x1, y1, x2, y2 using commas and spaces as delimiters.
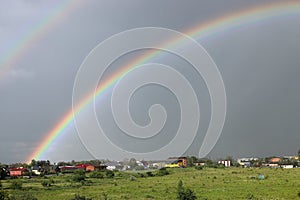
0, 0, 299, 163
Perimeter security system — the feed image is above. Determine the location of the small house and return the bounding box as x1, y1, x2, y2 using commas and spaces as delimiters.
9, 167, 28, 177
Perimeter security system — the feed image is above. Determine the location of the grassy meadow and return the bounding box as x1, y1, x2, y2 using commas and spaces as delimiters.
1, 167, 300, 200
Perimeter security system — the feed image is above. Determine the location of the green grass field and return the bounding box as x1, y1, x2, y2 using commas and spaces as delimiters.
1, 167, 300, 200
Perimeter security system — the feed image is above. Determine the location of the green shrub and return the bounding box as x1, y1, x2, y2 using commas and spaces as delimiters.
0, 169, 6, 180
137, 173, 145, 178
105, 170, 114, 178
41, 179, 54, 187
10, 180, 22, 190
130, 176, 136, 181
145, 194, 154, 198
8, 193, 37, 200
89, 171, 104, 179
156, 168, 169, 176
102, 193, 108, 200
72, 170, 85, 182
70, 194, 92, 200
195, 166, 203, 170
146, 171, 154, 177
0, 189, 7, 200
177, 180, 197, 200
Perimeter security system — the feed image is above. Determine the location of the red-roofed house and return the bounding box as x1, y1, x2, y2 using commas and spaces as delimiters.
9, 167, 28, 177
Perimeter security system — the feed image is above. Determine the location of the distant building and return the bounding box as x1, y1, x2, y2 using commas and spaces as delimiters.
59, 165, 87, 173
150, 160, 167, 169
281, 165, 293, 169
105, 161, 122, 171
167, 157, 187, 168
9, 167, 28, 177
218, 160, 231, 167
269, 157, 281, 164
76, 164, 96, 172
237, 157, 258, 167
194, 162, 206, 166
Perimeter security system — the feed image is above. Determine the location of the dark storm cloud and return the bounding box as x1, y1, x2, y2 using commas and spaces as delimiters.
0, 0, 299, 163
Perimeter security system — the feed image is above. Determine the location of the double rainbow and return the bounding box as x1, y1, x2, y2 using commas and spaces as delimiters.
27, 1, 300, 163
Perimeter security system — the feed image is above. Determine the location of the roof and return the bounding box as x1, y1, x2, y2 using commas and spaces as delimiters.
9, 167, 27, 172
105, 161, 121, 167
269, 157, 281, 163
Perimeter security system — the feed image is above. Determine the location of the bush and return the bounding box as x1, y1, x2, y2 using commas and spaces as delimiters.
10, 180, 22, 190
0, 169, 6, 180
195, 166, 203, 170
105, 170, 114, 178
41, 179, 54, 187
130, 176, 136, 181
0, 189, 7, 200
177, 180, 197, 200
8, 193, 38, 200
145, 194, 154, 199
70, 194, 92, 200
102, 193, 108, 200
72, 170, 85, 182
156, 168, 169, 176
89, 171, 104, 179
146, 171, 154, 177
137, 173, 145, 178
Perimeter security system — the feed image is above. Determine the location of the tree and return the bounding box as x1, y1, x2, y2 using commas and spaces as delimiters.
72, 170, 86, 182
0, 189, 7, 200
0, 168, 6, 180
30, 159, 37, 167
128, 158, 138, 169
186, 156, 198, 167
105, 170, 114, 178
177, 180, 197, 200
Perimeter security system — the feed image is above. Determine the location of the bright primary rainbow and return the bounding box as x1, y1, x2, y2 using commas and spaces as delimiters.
0, 0, 83, 80
27, 1, 300, 163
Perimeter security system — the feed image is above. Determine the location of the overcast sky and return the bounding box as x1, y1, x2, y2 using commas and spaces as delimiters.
0, 0, 300, 164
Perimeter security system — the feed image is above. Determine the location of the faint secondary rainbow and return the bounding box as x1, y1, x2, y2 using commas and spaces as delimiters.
0, 0, 84, 80
27, 1, 300, 163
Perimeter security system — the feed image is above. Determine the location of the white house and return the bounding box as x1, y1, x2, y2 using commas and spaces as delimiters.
105, 161, 122, 171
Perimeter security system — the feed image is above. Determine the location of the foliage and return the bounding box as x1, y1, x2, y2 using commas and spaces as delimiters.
10, 180, 22, 190
41, 179, 54, 187
105, 170, 114, 178
129, 176, 136, 181
195, 166, 203, 170
0, 168, 6, 180
134, 165, 145, 171
0, 189, 7, 200
156, 168, 169, 176
71, 170, 85, 182
89, 171, 103, 179
0, 167, 299, 199
186, 156, 199, 167
8, 193, 37, 200
102, 193, 108, 200
128, 158, 138, 169
146, 171, 154, 177
177, 180, 197, 200
205, 160, 215, 168
70, 194, 92, 200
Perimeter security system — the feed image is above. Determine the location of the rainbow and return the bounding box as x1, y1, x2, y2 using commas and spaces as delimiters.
0, 0, 84, 80
27, 1, 300, 163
